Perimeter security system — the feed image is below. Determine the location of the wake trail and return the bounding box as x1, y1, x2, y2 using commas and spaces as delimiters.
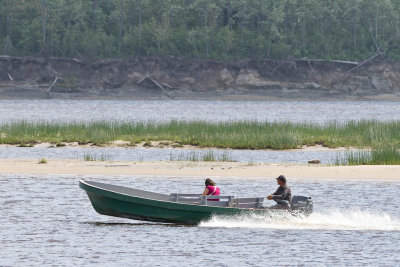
199, 210, 400, 231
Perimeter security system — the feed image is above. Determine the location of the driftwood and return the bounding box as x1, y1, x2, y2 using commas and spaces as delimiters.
28, 77, 40, 84
46, 76, 59, 98
45, 63, 63, 98
148, 77, 173, 98
307, 60, 319, 84
296, 58, 359, 65
21, 77, 40, 87
161, 82, 175, 89
7, 72, 13, 81
346, 52, 383, 73
137, 75, 147, 84
293, 60, 297, 70
269, 57, 359, 77
326, 59, 359, 65
137, 60, 146, 73
137, 72, 173, 98
270, 61, 285, 76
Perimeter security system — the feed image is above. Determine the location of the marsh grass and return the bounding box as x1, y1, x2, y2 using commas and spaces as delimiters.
247, 159, 256, 166
38, 158, 47, 164
335, 145, 400, 165
83, 153, 112, 162
138, 155, 144, 162
169, 150, 235, 162
1, 120, 400, 150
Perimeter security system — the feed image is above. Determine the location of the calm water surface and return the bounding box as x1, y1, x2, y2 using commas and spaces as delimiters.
1, 175, 400, 266
1, 99, 400, 123
0, 146, 346, 164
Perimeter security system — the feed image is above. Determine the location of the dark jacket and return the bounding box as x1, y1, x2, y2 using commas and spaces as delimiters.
271, 185, 292, 203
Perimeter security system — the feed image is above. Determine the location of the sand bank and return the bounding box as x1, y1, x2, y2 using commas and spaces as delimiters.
0, 159, 399, 180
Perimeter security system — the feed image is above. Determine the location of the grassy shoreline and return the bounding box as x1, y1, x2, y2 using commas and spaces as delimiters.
335, 146, 400, 165
0, 120, 399, 150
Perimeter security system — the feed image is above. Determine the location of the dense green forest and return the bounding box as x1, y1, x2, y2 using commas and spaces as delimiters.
1, 0, 400, 61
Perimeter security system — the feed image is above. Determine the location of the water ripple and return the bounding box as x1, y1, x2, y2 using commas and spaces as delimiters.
1, 175, 400, 266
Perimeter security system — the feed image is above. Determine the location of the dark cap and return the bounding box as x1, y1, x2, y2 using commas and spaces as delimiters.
276, 175, 286, 183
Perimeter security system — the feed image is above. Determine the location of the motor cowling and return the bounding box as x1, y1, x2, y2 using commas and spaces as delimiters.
291, 195, 313, 215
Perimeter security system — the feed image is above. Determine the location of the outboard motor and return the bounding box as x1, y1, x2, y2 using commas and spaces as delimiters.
291, 196, 313, 216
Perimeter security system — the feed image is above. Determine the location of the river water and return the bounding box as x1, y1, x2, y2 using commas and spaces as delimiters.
1, 99, 400, 266
0, 146, 346, 164
1, 175, 400, 266
1, 99, 400, 123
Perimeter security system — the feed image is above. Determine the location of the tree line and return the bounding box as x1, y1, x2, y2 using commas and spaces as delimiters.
1, 0, 399, 61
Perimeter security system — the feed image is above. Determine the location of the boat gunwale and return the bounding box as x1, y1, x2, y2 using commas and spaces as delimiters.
79, 180, 263, 211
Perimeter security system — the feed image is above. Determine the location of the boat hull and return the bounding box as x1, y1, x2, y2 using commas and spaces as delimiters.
80, 180, 294, 224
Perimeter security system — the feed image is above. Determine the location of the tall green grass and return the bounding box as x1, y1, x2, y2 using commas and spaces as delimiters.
335, 145, 400, 165
83, 153, 112, 162
169, 150, 235, 162
1, 120, 400, 150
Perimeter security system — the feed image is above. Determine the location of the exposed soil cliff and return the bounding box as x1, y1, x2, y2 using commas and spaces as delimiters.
0, 55, 399, 100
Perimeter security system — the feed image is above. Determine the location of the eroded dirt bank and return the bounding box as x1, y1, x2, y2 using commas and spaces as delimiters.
0, 55, 399, 100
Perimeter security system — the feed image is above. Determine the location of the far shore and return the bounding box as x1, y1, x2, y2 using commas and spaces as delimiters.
1, 91, 400, 102
1, 158, 399, 180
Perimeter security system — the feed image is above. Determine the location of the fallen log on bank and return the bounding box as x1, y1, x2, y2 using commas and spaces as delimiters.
270, 61, 285, 76
346, 53, 383, 73
307, 60, 319, 84
296, 58, 360, 66
46, 76, 59, 99
268, 57, 359, 77
137, 72, 173, 98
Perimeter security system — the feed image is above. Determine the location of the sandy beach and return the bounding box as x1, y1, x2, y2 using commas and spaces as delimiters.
1, 158, 399, 180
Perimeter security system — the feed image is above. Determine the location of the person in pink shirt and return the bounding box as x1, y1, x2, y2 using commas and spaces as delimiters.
202, 178, 220, 201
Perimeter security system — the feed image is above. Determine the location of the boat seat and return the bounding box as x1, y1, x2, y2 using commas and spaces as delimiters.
169, 194, 265, 208
169, 193, 235, 207
169, 194, 202, 204
233, 197, 264, 209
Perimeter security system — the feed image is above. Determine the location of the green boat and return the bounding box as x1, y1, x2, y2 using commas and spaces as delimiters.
79, 180, 313, 224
